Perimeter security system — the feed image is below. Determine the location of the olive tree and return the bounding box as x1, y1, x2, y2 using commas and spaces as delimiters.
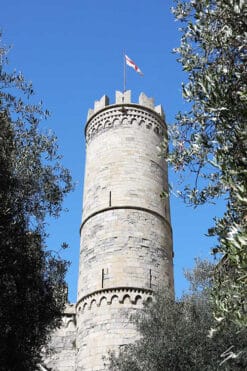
109, 259, 247, 370
166, 0, 247, 330
0, 34, 73, 370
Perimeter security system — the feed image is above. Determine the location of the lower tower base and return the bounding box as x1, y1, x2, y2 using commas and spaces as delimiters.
76, 288, 153, 371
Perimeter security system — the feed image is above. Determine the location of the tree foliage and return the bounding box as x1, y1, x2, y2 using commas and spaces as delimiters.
0, 35, 73, 370
166, 0, 247, 329
109, 260, 247, 370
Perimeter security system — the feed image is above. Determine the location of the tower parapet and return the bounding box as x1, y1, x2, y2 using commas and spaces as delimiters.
87, 91, 165, 121
77, 91, 174, 370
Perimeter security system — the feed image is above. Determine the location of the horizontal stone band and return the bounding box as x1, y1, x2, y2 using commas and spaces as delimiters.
80, 205, 172, 234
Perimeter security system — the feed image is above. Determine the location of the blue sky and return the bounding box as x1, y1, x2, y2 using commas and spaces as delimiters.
1, 0, 224, 302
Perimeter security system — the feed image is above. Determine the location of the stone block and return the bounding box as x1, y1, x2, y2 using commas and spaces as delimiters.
115, 90, 131, 104
155, 104, 165, 118
94, 95, 109, 113
139, 92, 154, 109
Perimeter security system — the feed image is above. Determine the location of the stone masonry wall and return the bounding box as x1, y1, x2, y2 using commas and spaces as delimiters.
82, 104, 170, 222
77, 209, 173, 299
76, 289, 152, 371
43, 304, 76, 371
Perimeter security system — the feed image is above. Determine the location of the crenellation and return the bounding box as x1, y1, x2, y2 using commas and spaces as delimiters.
139, 92, 154, 109
87, 91, 164, 124
87, 95, 110, 120
155, 104, 165, 118
115, 90, 131, 104
94, 94, 109, 112
87, 108, 94, 121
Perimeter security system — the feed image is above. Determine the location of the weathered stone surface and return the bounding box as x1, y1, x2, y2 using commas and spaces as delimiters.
76, 288, 152, 371
139, 92, 154, 109
78, 209, 173, 300
43, 304, 76, 371
115, 90, 131, 104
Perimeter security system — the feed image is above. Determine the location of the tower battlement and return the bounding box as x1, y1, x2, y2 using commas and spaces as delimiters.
87, 91, 165, 120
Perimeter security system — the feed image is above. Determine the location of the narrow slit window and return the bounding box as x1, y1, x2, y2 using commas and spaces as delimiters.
102, 268, 104, 288
102, 268, 109, 288
109, 191, 112, 207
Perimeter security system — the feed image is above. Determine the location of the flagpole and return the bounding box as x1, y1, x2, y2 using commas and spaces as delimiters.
123, 50, 126, 93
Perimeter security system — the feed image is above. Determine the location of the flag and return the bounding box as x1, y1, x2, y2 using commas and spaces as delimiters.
125, 54, 143, 76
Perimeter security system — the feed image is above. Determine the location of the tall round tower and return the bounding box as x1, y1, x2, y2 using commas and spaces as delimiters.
76, 91, 174, 370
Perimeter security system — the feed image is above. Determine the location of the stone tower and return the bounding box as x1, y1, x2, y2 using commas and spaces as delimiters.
75, 91, 174, 370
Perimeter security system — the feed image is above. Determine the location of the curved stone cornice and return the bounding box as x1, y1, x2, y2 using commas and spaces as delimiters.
61, 315, 76, 329
85, 104, 167, 143
76, 286, 153, 312
80, 205, 172, 235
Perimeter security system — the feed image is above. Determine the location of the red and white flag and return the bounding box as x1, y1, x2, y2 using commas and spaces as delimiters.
125, 54, 143, 76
